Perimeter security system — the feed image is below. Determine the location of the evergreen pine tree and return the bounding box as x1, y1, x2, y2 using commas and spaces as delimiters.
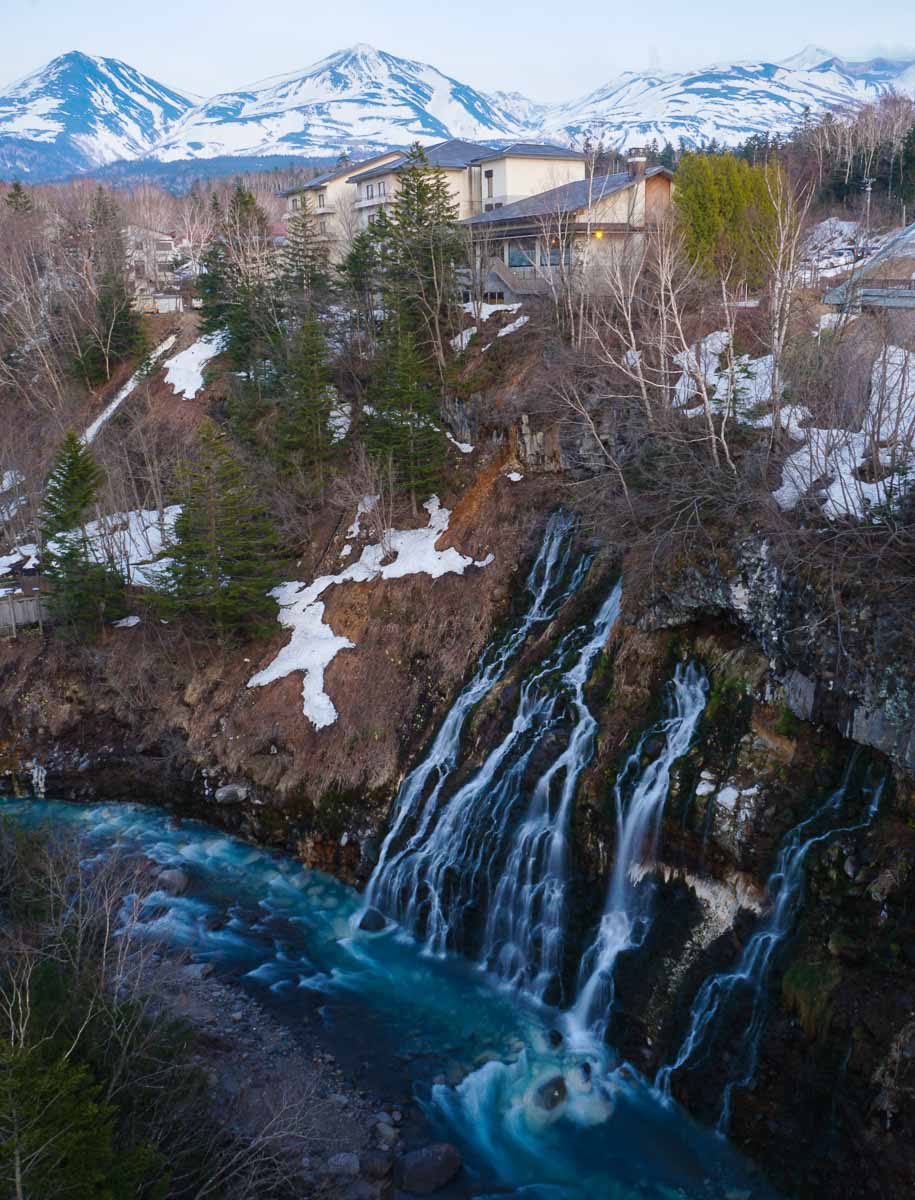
378, 145, 461, 365
41, 432, 126, 635
365, 324, 446, 511
277, 318, 339, 493
74, 188, 145, 384
41, 431, 102, 541
4, 180, 32, 214
282, 201, 328, 296
165, 420, 278, 639
338, 230, 380, 333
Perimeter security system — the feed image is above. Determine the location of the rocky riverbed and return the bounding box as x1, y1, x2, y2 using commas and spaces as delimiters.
151, 949, 466, 1199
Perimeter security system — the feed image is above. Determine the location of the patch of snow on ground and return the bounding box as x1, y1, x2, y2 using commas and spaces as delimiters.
505, 471, 523, 482
328, 393, 351, 443
112, 614, 141, 628
346, 495, 379, 539
45, 507, 181, 587
497, 315, 529, 338
0, 545, 38, 576
163, 331, 226, 400
446, 432, 474, 454
462, 302, 522, 320
1, 471, 24, 495
773, 345, 915, 520
451, 327, 476, 352
83, 335, 178, 443
248, 497, 493, 728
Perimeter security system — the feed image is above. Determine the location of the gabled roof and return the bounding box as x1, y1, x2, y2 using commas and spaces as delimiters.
461, 166, 672, 226
277, 152, 396, 196
469, 142, 586, 163
347, 138, 496, 183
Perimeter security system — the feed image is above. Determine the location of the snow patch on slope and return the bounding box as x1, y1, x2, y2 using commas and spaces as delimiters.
163, 331, 226, 400
247, 496, 492, 728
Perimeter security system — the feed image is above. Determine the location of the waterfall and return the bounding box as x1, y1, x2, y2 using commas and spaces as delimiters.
655, 767, 884, 1132
568, 664, 708, 1038
480, 582, 622, 1000
368, 574, 622, 1000
366, 510, 590, 916
29, 758, 47, 798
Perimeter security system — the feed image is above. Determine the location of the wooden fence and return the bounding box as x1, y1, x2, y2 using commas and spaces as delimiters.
0, 591, 48, 636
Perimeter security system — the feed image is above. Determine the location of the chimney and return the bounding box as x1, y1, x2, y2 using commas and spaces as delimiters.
627, 148, 647, 179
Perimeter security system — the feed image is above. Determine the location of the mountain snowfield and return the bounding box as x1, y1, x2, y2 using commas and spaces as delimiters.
0, 51, 195, 177
2, 43, 915, 180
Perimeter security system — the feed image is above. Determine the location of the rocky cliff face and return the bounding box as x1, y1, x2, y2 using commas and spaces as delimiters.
2, 346, 914, 1198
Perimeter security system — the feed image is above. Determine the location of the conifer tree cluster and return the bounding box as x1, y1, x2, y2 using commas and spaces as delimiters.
364, 322, 446, 510
40, 432, 126, 635
72, 188, 145, 385
673, 154, 779, 285
164, 420, 279, 640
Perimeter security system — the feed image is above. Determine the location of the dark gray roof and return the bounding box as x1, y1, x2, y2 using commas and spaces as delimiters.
276, 153, 397, 196
347, 138, 496, 183
461, 166, 671, 226
469, 142, 585, 163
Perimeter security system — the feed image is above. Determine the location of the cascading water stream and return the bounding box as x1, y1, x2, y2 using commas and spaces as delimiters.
568, 664, 709, 1039
480, 583, 622, 999
370, 580, 622, 996
365, 509, 589, 916
655, 766, 884, 1132
0, 794, 779, 1200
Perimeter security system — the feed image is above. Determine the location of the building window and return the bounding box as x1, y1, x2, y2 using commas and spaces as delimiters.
366, 184, 374, 199
541, 238, 572, 267
319, 218, 328, 235
292, 196, 300, 210
317, 192, 325, 208
378, 181, 386, 196
507, 238, 536, 269
485, 169, 493, 199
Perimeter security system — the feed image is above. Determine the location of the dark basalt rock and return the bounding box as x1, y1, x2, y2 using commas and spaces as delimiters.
358, 907, 387, 933
398, 1142, 462, 1194
533, 1074, 567, 1111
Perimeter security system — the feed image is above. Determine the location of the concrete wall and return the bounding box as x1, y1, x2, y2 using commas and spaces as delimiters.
481, 156, 585, 209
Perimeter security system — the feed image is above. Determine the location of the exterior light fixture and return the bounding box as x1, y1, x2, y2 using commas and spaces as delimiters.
593, 230, 604, 239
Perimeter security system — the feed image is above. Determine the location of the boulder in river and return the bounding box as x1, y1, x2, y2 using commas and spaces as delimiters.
214, 784, 248, 805
359, 907, 387, 933
361, 1150, 393, 1179
399, 1142, 463, 1194
156, 867, 189, 896
327, 1151, 361, 1176
533, 1074, 568, 1111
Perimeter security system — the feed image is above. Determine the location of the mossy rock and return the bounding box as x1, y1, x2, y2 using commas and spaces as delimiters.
782, 958, 842, 1040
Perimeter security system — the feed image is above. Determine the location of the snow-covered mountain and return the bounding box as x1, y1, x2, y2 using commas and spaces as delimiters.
543, 46, 915, 149
2, 44, 915, 182
148, 44, 521, 162
0, 52, 195, 178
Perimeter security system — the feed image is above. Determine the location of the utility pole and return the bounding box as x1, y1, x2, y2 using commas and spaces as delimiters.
863, 176, 875, 242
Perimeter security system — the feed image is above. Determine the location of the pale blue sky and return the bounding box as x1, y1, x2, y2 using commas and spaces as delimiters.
3, 0, 912, 101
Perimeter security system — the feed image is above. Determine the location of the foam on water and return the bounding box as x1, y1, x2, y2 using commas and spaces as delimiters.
0, 794, 777, 1199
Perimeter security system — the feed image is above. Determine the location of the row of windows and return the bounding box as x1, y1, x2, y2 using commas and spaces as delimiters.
506, 238, 571, 268
364, 181, 387, 200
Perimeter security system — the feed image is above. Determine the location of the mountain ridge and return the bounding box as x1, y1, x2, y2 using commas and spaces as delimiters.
2, 43, 914, 182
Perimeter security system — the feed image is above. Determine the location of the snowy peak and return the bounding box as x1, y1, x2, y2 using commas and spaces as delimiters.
778, 45, 838, 71
0, 51, 194, 177
3, 43, 915, 180
545, 47, 915, 150
150, 43, 525, 163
